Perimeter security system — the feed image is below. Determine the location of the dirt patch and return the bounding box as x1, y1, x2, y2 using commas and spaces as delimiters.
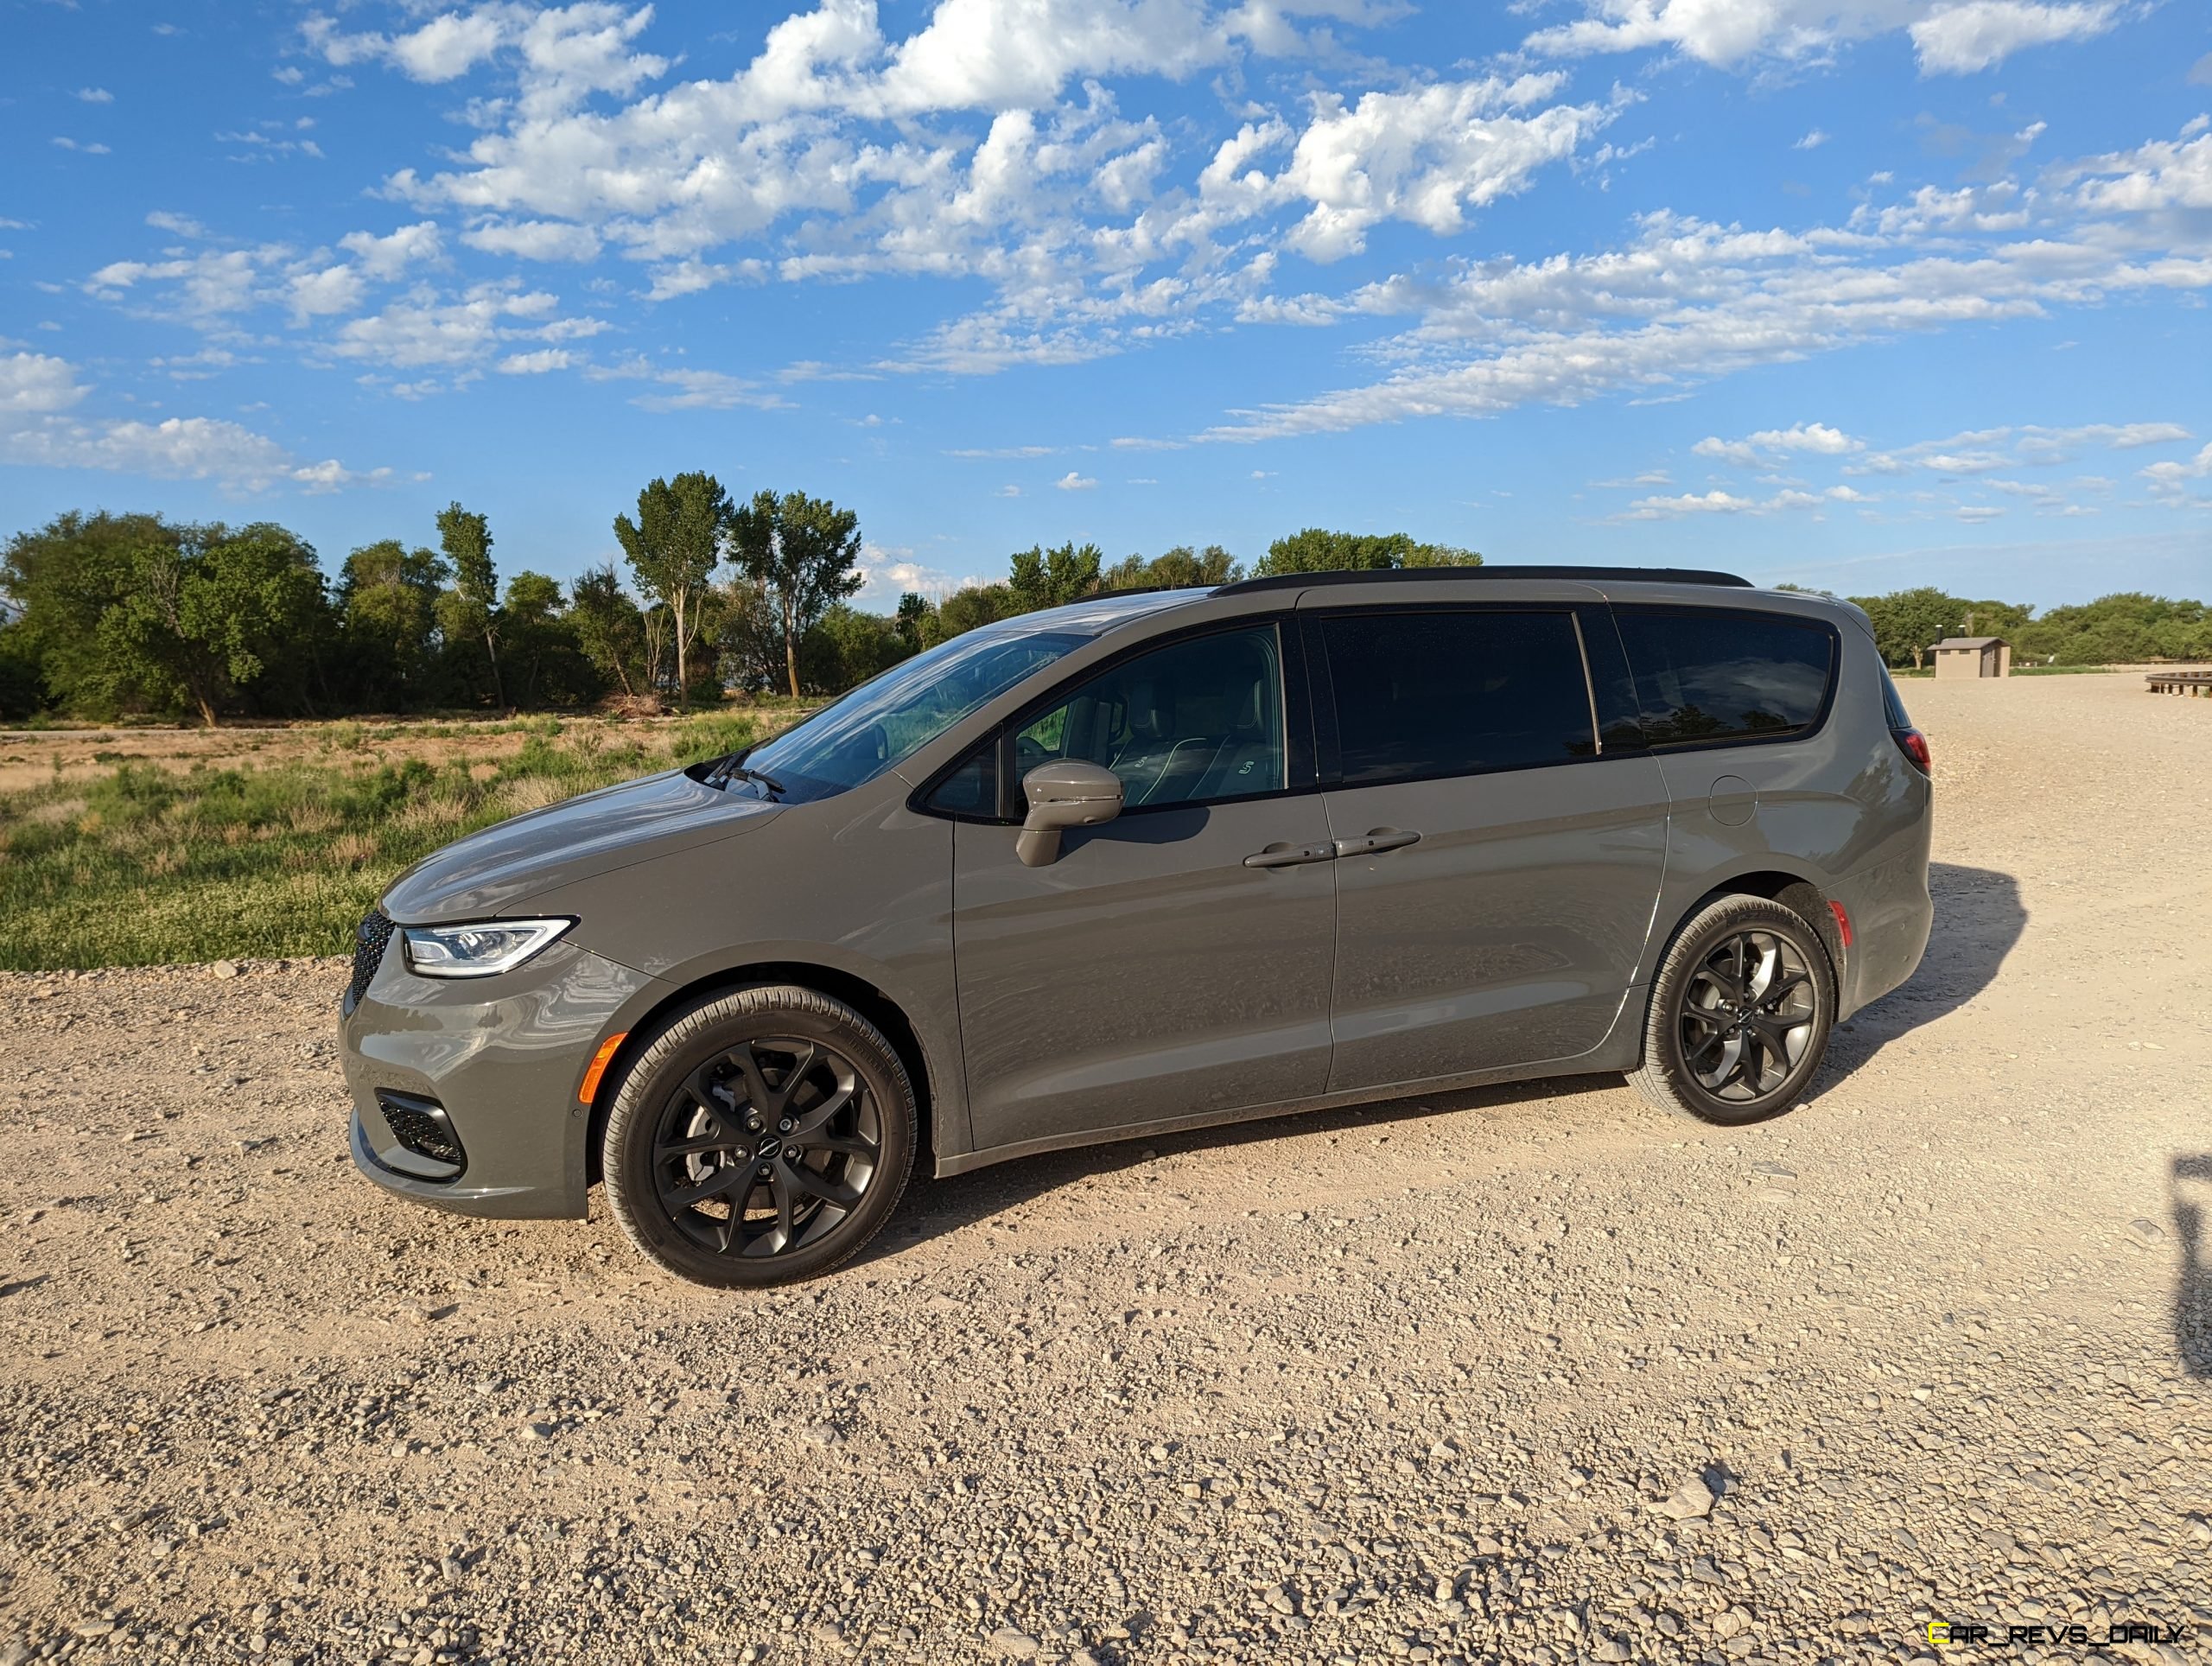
0, 674, 2206, 1665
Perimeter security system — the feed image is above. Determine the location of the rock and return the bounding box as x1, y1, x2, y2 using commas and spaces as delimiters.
1750, 1161, 1796, 1180
1654, 1478, 1716, 1520
801, 1422, 842, 1447
2126, 1218, 2164, 1245
987, 1626, 1039, 1658
1595, 1637, 1631, 1662
210, 961, 241, 979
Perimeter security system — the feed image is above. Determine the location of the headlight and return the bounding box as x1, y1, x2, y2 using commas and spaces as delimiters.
400, 919, 573, 979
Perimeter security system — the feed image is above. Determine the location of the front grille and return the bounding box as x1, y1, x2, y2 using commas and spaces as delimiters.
378, 1093, 465, 1168
350, 909, 395, 1007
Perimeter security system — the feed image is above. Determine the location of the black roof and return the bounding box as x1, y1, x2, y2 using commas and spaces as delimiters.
1213, 564, 1751, 596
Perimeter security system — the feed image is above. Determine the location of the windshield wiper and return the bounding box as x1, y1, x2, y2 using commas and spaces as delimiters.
702, 752, 785, 798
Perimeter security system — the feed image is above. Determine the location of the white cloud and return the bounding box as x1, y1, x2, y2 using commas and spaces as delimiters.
86, 247, 269, 319
1621, 489, 1758, 518
353, 1, 1615, 365
0, 352, 90, 415
1, 408, 381, 493
462, 219, 604, 261
338, 221, 444, 279
1523, 0, 2121, 74
1694, 423, 1861, 465
2140, 442, 2212, 504
1054, 470, 1099, 490
995, 485, 1021, 497
306, 3, 668, 113
1907, 2, 2118, 74
1796, 130, 1829, 150
1277, 76, 1612, 260
287, 263, 367, 320
2057, 130, 2212, 215
498, 347, 573, 373
332, 282, 563, 368
75, 87, 114, 104
144, 211, 207, 238
1177, 165, 2212, 444
584, 357, 785, 410
51, 138, 112, 156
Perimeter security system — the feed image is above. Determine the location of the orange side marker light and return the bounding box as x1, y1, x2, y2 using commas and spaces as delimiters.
578, 1032, 629, 1104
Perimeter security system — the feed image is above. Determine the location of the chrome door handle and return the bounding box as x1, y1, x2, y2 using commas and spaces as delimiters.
1333, 828, 1421, 858
1244, 841, 1338, 868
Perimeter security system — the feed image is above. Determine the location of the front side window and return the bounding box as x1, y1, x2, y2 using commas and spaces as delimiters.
1012, 626, 1287, 810
1611, 609, 1835, 747
1320, 609, 1594, 787
738, 625, 1087, 803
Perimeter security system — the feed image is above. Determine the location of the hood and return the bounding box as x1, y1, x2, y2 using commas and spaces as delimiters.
380, 767, 780, 925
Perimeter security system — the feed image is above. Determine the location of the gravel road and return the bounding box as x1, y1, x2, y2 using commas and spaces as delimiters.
3, 673, 2208, 1666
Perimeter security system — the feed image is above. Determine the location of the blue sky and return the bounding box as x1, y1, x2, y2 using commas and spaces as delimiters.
4, 0, 2209, 610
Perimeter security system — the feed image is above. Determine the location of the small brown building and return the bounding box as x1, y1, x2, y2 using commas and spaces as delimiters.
1931, 636, 2012, 679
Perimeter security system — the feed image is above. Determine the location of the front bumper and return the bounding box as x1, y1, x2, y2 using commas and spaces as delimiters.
339, 933, 662, 1220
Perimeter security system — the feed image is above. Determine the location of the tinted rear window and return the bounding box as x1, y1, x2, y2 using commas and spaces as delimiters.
1611, 609, 1834, 747
1321, 610, 1593, 785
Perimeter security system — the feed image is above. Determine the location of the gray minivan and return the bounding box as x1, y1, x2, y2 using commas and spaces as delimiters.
340, 567, 1932, 1287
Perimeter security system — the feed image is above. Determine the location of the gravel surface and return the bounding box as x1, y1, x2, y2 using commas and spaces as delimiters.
2, 673, 2208, 1666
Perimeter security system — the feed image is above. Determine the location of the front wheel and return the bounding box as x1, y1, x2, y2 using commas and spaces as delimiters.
1631, 895, 1834, 1126
601, 986, 916, 1288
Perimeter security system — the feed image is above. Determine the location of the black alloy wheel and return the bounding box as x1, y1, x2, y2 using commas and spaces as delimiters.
652, 1037, 882, 1257
1633, 894, 1834, 1126
602, 987, 916, 1287
1678, 929, 1818, 1103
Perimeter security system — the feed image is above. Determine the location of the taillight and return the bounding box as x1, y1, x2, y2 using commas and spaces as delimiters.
1892, 727, 1931, 775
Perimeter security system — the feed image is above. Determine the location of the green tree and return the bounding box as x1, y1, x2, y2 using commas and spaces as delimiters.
2017, 593, 2210, 664
931, 583, 1015, 644
1007, 541, 1104, 612
96, 523, 328, 727
337, 540, 448, 710
569, 563, 650, 699
800, 603, 913, 693
1102, 544, 1243, 590
0, 511, 179, 715
498, 571, 597, 707
0, 598, 45, 718
894, 591, 932, 656
728, 489, 866, 698
1253, 529, 1480, 576
1847, 587, 1960, 670
435, 501, 502, 707
614, 473, 730, 709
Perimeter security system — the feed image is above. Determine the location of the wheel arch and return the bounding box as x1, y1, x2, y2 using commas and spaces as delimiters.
583, 960, 938, 1189
1633, 865, 1847, 1065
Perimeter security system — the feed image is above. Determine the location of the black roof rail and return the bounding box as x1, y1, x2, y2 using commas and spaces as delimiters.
1212, 564, 1752, 596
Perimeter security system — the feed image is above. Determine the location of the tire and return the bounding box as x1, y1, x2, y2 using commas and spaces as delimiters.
1630, 894, 1835, 1127
601, 985, 917, 1288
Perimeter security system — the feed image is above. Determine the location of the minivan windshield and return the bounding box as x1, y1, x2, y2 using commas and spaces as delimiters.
727, 625, 1090, 803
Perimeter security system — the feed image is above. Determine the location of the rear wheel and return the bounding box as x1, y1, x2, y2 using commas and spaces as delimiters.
601, 986, 916, 1288
1632, 895, 1834, 1126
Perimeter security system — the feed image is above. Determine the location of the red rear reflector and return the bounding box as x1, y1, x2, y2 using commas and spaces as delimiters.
1827, 900, 1853, 949
578, 1032, 628, 1105
1894, 727, 1931, 775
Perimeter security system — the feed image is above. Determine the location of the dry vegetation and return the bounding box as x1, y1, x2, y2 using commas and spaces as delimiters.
0, 709, 814, 971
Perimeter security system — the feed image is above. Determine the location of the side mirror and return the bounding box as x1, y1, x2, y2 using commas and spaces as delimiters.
1016, 760, 1123, 867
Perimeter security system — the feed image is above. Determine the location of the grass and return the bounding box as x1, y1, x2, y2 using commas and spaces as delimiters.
0, 710, 793, 970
